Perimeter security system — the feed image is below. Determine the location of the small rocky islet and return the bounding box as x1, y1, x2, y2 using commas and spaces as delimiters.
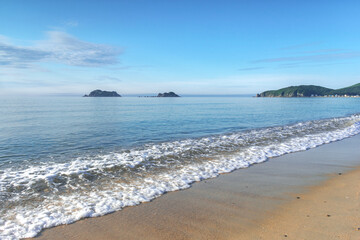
83, 90, 121, 97
138, 92, 181, 97
156, 92, 180, 97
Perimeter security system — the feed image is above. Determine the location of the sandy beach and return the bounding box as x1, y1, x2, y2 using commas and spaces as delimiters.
3, 1, 360, 239
33, 135, 360, 240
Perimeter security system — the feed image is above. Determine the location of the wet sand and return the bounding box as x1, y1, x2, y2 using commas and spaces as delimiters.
34, 135, 360, 240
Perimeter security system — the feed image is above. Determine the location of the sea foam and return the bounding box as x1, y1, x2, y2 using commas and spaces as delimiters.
1, 114, 360, 239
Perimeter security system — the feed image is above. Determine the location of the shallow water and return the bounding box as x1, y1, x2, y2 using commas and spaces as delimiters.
1, 96, 360, 239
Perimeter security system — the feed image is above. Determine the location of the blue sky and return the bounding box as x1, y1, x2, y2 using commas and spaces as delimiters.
1, 0, 360, 95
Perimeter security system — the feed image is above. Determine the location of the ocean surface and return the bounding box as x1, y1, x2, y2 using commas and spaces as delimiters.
1, 96, 360, 239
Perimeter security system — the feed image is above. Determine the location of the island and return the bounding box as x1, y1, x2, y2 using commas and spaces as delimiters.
256, 83, 360, 97
139, 92, 181, 97
83, 90, 121, 97
157, 92, 180, 97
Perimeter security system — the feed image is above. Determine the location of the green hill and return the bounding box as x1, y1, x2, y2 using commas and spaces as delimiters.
330, 83, 360, 96
257, 83, 360, 97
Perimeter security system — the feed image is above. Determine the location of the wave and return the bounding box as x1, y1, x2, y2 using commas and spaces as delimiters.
1, 114, 360, 239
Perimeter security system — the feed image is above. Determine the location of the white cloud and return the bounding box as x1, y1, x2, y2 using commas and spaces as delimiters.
95, 75, 122, 82
253, 51, 360, 64
0, 31, 122, 68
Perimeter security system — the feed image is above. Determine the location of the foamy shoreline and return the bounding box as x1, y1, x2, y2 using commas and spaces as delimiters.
33, 134, 360, 240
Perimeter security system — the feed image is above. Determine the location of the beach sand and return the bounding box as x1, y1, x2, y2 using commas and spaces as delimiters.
240, 166, 360, 240
33, 135, 360, 240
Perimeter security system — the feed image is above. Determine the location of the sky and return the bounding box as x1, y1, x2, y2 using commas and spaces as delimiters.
0, 0, 360, 95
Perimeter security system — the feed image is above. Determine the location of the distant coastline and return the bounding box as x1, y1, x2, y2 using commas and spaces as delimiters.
257, 83, 360, 97
82, 84, 360, 98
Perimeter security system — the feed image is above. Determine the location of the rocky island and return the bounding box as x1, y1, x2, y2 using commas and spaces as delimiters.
139, 92, 181, 97
84, 90, 121, 97
257, 83, 360, 97
157, 92, 180, 97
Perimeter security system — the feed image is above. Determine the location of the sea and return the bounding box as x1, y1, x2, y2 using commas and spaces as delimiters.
1, 96, 360, 239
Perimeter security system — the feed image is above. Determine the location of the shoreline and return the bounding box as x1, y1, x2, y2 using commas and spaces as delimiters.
33, 134, 360, 240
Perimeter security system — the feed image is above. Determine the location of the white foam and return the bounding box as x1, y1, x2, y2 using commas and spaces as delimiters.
1, 115, 360, 239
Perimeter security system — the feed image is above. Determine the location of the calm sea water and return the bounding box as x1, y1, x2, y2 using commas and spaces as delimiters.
1, 96, 360, 239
